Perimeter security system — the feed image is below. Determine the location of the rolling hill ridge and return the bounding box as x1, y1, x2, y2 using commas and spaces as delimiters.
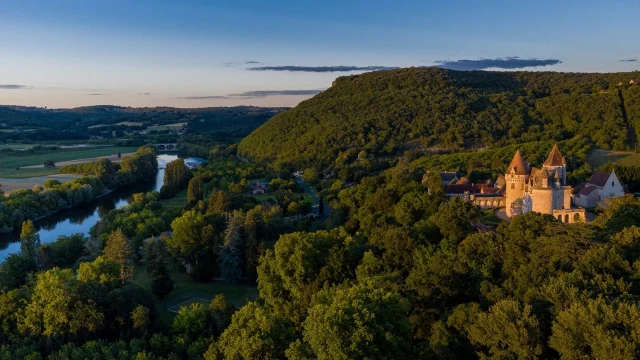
238, 67, 640, 169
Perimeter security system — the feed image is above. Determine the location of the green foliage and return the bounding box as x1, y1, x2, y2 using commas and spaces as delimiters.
0, 253, 37, 291
300, 282, 414, 360
20, 220, 40, 261
161, 158, 191, 199
257, 230, 363, 326
239, 68, 639, 169
77, 256, 121, 287
144, 239, 174, 299
104, 229, 134, 282
187, 176, 204, 203
430, 196, 482, 241
213, 302, 295, 360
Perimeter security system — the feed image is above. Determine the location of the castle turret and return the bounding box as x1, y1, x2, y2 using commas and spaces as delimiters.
542, 144, 567, 185
505, 150, 530, 216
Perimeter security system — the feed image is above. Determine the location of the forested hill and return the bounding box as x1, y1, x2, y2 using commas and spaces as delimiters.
238, 67, 640, 169
0, 105, 285, 142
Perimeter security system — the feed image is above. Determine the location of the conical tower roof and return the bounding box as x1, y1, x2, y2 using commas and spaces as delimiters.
507, 150, 529, 175
540, 167, 550, 178
544, 144, 564, 166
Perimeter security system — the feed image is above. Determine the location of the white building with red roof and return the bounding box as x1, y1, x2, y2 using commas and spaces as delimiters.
573, 170, 625, 208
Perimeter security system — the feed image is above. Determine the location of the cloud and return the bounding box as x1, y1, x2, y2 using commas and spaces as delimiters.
178, 89, 324, 100
435, 57, 562, 70
224, 60, 263, 67
229, 90, 323, 98
247, 65, 399, 73
139, 92, 151, 96
620, 59, 638, 62
88, 93, 109, 96
178, 96, 230, 100
0, 84, 27, 89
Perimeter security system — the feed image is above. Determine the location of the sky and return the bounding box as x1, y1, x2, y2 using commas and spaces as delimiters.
0, 0, 639, 109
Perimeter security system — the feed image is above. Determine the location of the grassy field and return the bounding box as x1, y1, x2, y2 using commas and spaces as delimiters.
89, 121, 144, 129
130, 265, 257, 325
588, 149, 640, 167
252, 194, 277, 202
0, 174, 83, 193
147, 123, 186, 131
0, 146, 137, 176
0, 168, 63, 180
160, 189, 189, 206
0, 143, 39, 150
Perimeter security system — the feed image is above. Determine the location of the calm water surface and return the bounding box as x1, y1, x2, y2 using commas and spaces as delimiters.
0, 154, 207, 262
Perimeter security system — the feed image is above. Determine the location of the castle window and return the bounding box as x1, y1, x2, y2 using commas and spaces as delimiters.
612, 181, 614, 187
511, 183, 515, 189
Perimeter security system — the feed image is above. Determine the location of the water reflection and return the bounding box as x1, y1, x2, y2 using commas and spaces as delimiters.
0, 155, 207, 262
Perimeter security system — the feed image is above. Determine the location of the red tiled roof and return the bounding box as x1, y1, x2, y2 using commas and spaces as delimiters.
588, 171, 611, 187
578, 186, 598, 196
543, 144, 565, 166
572, 182, 586, 195
507, 150, 529, 175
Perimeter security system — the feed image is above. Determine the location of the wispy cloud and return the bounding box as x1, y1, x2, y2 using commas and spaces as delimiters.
0, 84, 28, 90
178, 95, 230, 100
247, 65, 398, 73
139, 92, 151, 96
88, 93, 109, 96
230, 90, 323, 97
435, 57, 562, 70
224, 60, 263, 67
620, 59, 638, 62
178, 89, 324, 100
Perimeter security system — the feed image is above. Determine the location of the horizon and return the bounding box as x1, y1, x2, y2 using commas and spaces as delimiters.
1, 0, 639, 108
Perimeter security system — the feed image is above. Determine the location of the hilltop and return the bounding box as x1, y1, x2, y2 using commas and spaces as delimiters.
238, 67, 640, 169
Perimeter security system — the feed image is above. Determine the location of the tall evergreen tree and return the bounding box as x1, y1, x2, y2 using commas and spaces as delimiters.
19, 220, 40, 263
103, 229, 133, 283
220, 211, 245, 284
145, 238, 174, 299
187, 177, 204, 203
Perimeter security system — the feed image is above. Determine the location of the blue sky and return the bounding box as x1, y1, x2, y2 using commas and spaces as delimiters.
1, 0, 638, 108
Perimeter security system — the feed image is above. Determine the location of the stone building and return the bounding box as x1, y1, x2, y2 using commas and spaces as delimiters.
573, 170, 625, 208
505, 145, 585, 223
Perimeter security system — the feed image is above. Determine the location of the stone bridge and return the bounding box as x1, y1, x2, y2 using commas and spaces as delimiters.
155, 143, 178, 151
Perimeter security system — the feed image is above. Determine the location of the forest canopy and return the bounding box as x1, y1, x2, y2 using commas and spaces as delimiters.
238, 67, 640, 170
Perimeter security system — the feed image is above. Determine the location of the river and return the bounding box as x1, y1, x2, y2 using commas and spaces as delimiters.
0, 154, 207, 262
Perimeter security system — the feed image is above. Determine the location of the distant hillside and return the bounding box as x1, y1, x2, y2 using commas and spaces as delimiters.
238, 67, 640, 169
0, 105, 285, 142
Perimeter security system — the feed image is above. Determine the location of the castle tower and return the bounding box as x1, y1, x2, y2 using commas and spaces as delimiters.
542, 144, 567, 185
531, 167, 554, 214
505, 150, 530, 217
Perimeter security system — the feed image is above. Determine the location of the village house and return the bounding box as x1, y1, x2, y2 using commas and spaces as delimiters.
573, 170, 625, 208
439, 171, 460, 186
251, 182, 268, 195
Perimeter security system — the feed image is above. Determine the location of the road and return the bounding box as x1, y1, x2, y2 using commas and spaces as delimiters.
296, 179, 331, 221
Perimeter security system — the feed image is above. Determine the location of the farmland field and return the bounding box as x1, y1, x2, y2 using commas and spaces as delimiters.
588, 149, 640, 167
147, 122, 186, 131
0, 143, 39, 150
0, 146, 137, 178
0, 173, 83, 193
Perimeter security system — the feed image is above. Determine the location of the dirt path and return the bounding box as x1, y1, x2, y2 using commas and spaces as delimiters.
22, 152, 134, 169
